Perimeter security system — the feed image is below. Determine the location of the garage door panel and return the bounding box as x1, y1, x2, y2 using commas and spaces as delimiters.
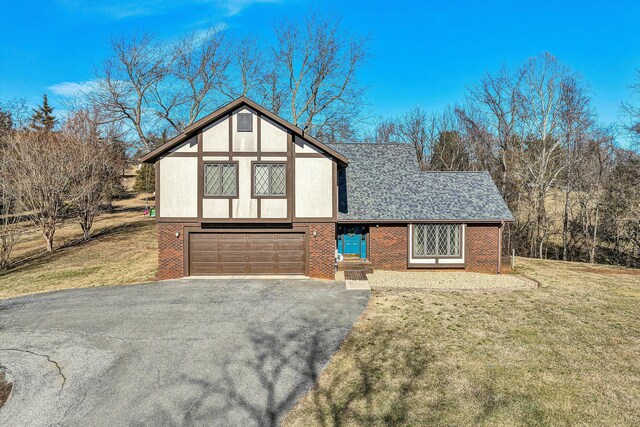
189, 231, 306, 276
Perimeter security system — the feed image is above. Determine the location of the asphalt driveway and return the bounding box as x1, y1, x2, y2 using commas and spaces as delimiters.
0, 278, 369, 426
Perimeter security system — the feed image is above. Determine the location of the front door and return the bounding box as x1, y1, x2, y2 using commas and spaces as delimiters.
338, 225, 367, 259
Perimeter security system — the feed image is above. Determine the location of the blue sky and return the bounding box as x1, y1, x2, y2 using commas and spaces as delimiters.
1, 0, 639, 137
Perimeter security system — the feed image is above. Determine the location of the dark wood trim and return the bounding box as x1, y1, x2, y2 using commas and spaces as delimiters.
197, 133, 203, 218
288, 131, 294, 220
164, 152, 199, 157
228, 113, 233, 159
292, 217, 337, 223
250, 161, 288, 199
332, 161, 337, 222
293, 153, 327, 158
202, 151, 287, 157
257, 114, 261, 218
202, 160, 240, 199
498, 222, 503, 274
155, 160, 160, 218
182, 225, 310, 277
339, 219, 513, 224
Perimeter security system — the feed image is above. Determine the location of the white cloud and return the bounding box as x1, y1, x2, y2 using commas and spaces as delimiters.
48, 80, 97, 97
58, 0, 281, 19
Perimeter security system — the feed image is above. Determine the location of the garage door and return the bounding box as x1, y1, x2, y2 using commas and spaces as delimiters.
188, 232, 307, 276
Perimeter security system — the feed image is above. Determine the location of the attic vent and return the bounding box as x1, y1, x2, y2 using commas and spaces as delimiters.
237, 112, 253, 132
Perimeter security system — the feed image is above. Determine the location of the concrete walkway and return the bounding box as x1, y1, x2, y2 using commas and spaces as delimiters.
0, 279, 369, 426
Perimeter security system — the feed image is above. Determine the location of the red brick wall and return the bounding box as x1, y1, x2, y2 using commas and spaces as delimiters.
367, 223, 501, 274
294, 222, 336, 280
369, 224, 408, 270
157, 221, 336, 280
157, 222, 194, 280
465, 224, 500, 274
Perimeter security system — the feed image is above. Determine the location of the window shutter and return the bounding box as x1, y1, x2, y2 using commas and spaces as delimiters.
237, 112, 253, 132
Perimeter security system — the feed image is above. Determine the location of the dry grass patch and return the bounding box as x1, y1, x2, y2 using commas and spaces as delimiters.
284, 258, 640, 426
0, 196, 157, 299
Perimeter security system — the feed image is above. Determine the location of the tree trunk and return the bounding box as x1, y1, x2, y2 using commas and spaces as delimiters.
562, 186, 570, 261
590, 207, 599, 264
42, 222, 56, 252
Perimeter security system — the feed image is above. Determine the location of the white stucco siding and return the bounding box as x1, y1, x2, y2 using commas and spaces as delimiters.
232, 108, 258, 152
261, 117, 288, 152
159, 157, 198, 218
202, 199, 230, 218
232, 156, 258, 218
261, 199, 288, 218
294, 136, 322, 154
294, 157, 333, 218
202, 116, 229, 152
169, 136, 198, 153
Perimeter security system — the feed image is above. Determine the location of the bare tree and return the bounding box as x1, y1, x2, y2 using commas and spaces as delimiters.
0, 98, 30, 129
620, 69, 640, 147
366, 116, 398, 143
4, 131, 77, 251
271, 12, 368, 135
64, 110, 122, 240
156, 29, 231, 132
396, 106, 431, 166
91, 33, 169, 150
0, 137, 21, 269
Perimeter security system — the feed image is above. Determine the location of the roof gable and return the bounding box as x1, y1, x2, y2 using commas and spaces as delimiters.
139, 97, 348, 164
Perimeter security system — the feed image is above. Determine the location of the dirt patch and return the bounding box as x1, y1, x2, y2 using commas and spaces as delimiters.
0, 371, 12, 410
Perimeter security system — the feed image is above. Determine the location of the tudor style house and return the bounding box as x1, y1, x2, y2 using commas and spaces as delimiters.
140, 97, 513, 280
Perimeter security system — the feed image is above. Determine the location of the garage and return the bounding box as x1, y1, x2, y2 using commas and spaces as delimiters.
188, 232, 307, 276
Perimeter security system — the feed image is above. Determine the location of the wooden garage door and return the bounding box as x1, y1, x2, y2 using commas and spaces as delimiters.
188, 232, 306, 276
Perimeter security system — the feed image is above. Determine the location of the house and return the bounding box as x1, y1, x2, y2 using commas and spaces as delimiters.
140, 97, 513, 280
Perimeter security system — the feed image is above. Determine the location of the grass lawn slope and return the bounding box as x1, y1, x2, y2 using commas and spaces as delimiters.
283, 258, 640, 426
0, 196, 157, 299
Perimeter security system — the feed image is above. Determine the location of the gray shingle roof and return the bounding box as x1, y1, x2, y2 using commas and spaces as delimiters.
326, 143, 514, 222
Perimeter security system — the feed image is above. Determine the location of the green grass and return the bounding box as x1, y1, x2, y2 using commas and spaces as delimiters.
283, 258, 640, 426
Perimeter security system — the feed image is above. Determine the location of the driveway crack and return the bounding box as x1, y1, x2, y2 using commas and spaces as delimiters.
0, 348, 67, 389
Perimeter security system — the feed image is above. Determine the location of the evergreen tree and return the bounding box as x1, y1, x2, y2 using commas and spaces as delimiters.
133, 163, 155, 194
29, 94, 57, 132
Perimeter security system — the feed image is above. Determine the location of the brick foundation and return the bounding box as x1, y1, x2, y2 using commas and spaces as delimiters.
157, 221, 335, 280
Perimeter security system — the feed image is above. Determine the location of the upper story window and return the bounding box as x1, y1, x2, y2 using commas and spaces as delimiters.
253, 163, 286, 197
413, 223, 461, 257
204, 162, 237, 197
237, 112, 253, 132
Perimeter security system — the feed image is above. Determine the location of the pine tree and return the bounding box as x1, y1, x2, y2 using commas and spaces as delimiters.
0, 108, 12, 135
29, 94, 57, 132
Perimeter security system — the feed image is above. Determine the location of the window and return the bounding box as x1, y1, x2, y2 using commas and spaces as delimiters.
237, 112, 253, 132
253, 163, 286, 197
204, 163, 237, 197
413, 224, 461, 257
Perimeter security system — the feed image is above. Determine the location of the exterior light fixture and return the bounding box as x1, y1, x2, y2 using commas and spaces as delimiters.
175, 232, 180, 238
313, 230, 317, 237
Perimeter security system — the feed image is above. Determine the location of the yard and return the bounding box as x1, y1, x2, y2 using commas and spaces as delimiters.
0, 195, 157, 299
284, 258, 640, 426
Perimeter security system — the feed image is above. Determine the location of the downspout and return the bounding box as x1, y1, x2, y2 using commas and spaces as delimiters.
497, 222, 503, 275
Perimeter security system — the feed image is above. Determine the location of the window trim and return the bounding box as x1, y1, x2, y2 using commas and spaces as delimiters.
411, 223, 463, 260
251, 161, 287, 199
203, 161, 239, 199
237, 112, 253, 132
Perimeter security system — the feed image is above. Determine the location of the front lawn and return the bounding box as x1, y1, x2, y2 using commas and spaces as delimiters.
284, 258, 640, 426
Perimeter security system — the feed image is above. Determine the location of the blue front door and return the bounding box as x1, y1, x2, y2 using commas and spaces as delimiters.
340, 225, 367, 258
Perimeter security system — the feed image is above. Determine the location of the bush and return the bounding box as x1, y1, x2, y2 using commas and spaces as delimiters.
133, 164, 155, 194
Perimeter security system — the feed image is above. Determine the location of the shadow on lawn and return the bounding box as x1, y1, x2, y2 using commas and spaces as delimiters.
136, 317, 434, 427
0, 219, 153, 276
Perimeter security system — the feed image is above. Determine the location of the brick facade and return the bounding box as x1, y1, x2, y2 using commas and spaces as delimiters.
157, 221, 336, 281
157, 221, 502, 280
295, 222, 336, 280
367, 223, 502, 274
369, 224, 408, 270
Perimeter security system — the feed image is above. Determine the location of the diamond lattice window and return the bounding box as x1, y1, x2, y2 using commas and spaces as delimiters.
254, 163, 286, 196
204, 163, 237, 197
413, 224, 461, 257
